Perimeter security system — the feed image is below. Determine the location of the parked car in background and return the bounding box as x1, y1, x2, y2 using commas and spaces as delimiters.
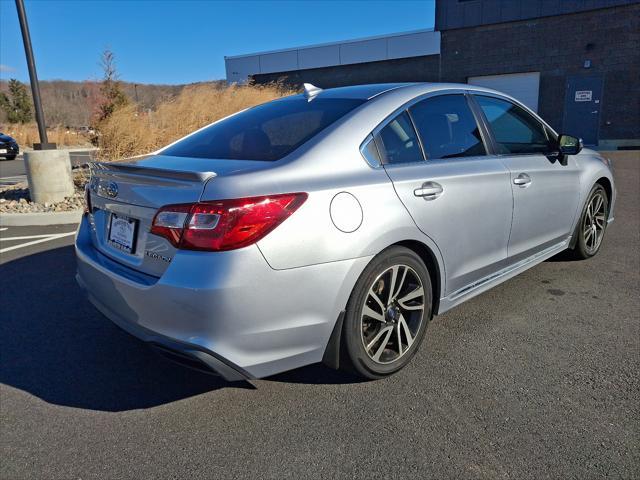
0, 132, 19, 160
76, 83, 616, 382
78, 125, 96, 135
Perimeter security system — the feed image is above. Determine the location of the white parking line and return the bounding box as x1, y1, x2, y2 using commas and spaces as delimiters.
0, 231, 76, 254
0, 233, 73, 241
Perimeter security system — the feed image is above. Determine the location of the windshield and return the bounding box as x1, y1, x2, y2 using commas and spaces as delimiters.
162, 95, 365, 161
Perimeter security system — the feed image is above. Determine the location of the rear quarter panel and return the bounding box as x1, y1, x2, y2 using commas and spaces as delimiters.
255, 164, 441, 270
197, 87, 449, 278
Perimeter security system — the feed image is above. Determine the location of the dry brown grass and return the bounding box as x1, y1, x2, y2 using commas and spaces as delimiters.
0, 123, 92, 149
97, 83, 297, 161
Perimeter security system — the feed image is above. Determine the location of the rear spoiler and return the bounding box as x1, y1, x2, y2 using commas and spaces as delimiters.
90, 161, 216, 183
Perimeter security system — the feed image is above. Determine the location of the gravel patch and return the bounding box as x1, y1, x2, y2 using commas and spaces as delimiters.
0, 168, 88, 214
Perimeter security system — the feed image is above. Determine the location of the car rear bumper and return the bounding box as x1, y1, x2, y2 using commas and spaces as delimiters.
76, 270, 254, 381
0, 144, 18, 157
75, 216, 370, 379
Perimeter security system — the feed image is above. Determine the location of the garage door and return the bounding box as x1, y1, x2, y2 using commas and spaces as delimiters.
468, 72, 540, 112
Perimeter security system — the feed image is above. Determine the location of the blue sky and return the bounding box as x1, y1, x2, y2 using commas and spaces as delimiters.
0, 0, 435, 85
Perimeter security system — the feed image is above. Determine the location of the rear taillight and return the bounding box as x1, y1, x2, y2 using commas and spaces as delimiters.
150, 203, 192, 246
150, 193, 307, 251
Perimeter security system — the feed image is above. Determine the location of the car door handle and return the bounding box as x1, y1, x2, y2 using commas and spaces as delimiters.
414, 181, 443, 199
513, 173, 532, 187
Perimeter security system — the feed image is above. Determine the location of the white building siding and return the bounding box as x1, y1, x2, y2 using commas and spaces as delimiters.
468, 72, 541, 112
298, 45, 340, 70
225, 29, 441, 83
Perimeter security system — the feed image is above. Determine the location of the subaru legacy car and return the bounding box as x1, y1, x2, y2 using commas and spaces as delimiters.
76, 83, 615, 381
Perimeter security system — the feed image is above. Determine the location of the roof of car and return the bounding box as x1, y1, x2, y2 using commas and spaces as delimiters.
311, 82, 498, 100
310, 83, 415, 100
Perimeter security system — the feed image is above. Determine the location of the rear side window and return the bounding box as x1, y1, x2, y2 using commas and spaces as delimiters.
361, 136, 382, 167
474, 95, 552, 155
409, 94, 486, 159
162, 96, 365, 161
376, 111, 424, 165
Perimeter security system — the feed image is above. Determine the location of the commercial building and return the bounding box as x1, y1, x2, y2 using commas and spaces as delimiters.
224, 0, 639, 148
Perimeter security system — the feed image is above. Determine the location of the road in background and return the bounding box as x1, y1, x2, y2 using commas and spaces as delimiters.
1, 153, 638, 479
0, 149, 96, 186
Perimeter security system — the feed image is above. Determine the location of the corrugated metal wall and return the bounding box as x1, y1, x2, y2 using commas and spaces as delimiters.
225, 30, 441, 83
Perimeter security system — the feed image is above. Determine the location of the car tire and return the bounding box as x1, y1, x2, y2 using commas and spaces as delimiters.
342, 246, 432, 379
569, 184, 609, 260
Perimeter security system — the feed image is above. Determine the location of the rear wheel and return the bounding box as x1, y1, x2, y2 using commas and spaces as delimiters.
342, 246, 432, 379
570, 184, 608, 259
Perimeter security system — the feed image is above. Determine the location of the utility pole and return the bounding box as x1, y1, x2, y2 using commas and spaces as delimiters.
15, 0, 55, 149
16, 0, 74, 205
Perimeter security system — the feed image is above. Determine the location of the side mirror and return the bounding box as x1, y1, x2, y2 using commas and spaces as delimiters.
558, 134, 583, 156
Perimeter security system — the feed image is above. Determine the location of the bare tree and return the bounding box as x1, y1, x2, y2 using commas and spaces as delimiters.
95, 48, 129, 122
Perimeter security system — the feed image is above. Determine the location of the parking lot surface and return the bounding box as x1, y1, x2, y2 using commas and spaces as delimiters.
0, 150, 95, 186
1, 153, 638, 479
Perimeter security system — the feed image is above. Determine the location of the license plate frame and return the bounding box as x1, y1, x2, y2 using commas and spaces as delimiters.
0, 149, 7, 154
107, 213, 138, 254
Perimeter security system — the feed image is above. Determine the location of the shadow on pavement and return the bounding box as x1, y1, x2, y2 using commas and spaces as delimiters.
546, 249, 582, 262
268, 363, 365, 385
0, 246, 235, 412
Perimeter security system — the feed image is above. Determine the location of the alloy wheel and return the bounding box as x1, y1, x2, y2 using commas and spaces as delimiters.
583, 192, 606, 254
360, 264, 425, 364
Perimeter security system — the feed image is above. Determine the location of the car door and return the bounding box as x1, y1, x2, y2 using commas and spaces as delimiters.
472, 94, 582, 262
379, 93, 513, 296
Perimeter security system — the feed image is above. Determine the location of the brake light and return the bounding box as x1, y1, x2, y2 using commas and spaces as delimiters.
150, 193, 307, 251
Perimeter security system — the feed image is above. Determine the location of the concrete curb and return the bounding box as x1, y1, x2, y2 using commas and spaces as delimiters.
0, 210, 83, 227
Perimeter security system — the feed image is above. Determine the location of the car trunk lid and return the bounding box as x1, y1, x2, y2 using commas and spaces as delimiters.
87, 154, 270, 277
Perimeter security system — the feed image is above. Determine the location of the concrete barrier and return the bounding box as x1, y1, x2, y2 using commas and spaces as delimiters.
24, 149, 75, 204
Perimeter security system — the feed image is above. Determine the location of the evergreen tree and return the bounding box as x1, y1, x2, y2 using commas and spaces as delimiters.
0, 79, 33, 123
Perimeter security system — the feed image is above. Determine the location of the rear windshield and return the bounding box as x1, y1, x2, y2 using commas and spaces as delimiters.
162, 96, 365, 161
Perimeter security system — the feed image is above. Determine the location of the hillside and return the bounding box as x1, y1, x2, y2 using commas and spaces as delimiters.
0, 79, 225, 127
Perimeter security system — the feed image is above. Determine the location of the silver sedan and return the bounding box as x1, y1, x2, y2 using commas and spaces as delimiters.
76, 83, 615, 381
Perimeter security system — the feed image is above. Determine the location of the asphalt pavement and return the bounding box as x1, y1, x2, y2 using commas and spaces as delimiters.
1, 153, 638, 479
0, 149, 96, 186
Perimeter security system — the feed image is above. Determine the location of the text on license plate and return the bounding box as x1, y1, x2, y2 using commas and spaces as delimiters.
108, 214, 137, 253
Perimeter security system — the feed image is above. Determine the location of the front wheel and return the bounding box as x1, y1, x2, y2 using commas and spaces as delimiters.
569, 184, 608, 259
342, 246, 432, 379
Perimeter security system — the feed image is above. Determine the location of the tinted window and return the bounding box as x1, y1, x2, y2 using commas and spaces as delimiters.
475, 95, 552, 154
163, 96, 365, 161
409, 95, 486, 159
376, 111, 424, 164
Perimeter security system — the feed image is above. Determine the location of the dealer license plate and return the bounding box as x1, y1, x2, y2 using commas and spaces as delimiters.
108, 213, 137, 254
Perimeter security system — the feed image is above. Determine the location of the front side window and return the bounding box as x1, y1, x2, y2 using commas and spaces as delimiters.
375, 111, 424, 165
409, 94, 486, 159
474, 95, 553, 155
162, 96, 365, 161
